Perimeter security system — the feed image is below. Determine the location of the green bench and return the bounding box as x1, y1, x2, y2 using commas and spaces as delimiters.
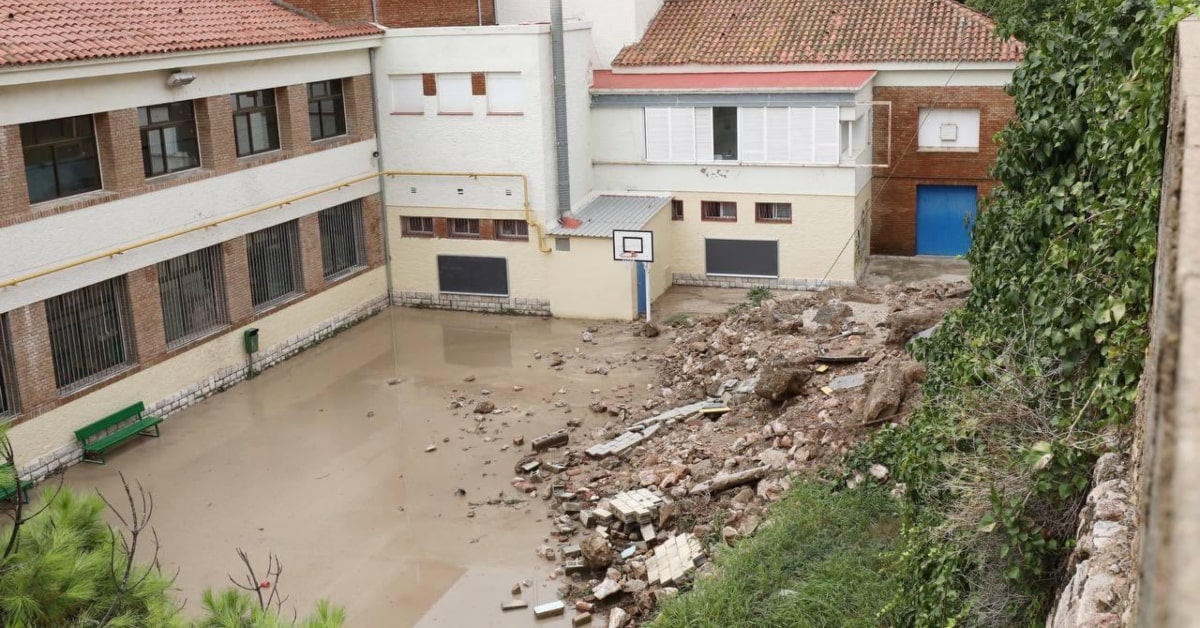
74, 401, 163, 465
0, 463, 32, 504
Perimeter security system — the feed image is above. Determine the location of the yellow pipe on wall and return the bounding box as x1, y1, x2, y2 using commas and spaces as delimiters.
0, 170, 551, 290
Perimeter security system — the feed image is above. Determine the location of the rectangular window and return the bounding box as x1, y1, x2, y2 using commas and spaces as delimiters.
671, 199, 684, 221
246, 221, 303, 311
486, 73, 522, 114
644, 107, 695, 162
318, 200, 367, 280
701, 201, 737, 221
497, 219, 528, 239
918, 108, 981, 150
712, 107, 738, 160
755, 202, 793, 223
390, 75, 424, 114
139, 101, 200, 177
21, 115, 101, 204
404, 216, 434, 236
308, 80, 347, 140
437, 73, 473, 114
449, 218, 481, 238
0, 315, 18, 419
46, 277, 136, 391
232, 90, 280, 157
158, 246, 228, 347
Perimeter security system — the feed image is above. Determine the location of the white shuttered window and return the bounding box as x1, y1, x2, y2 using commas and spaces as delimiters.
644, 107, 696, 162
437, 73, 473, 114
390, 75, 424, 114
486, 72, 522, 114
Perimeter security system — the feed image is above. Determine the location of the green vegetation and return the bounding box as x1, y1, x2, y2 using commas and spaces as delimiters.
745, 286, 773, 307
663, 313, 694, 328
0, 483, 344, 627
849, 0, 1192, 623
651, 483, 899, 628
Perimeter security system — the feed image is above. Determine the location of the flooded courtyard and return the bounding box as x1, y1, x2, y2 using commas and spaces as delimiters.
64, 307, 666, 627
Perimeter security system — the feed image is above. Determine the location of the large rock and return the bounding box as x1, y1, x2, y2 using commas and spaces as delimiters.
812, 301, 853, 325
580, 533, 615, 569
861, 362, 925, 423
885, 307, 944, 346
754, 355, 815, 401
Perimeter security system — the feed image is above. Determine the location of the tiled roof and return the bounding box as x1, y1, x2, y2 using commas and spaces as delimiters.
592, 69, 875, 91
0, 0, 381, 67
548, 195, 671, 238
613, 0, 1024, 67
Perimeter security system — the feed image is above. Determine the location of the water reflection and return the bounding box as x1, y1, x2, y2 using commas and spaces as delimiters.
440, 325, 514, 368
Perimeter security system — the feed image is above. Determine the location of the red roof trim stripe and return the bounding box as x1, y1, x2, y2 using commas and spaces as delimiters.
593, 70, 875, 91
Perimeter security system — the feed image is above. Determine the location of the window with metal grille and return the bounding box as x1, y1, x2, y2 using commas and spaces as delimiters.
701, 201, 737, 221
246, 221, 303, 311
449, 218, 480, 238
0, 315, 18, 419
318, 200, 366, 279
308, 80, 347, 141
403, 216, 434, 236
671, 199, 684, 221
232, 90, 280, 157
496, 219, 528, 240
139, 101, 200, 177
21, 115, 101, 204
755, 202, 792, 223
158, 246, 229, 346
46, 277, 136, 391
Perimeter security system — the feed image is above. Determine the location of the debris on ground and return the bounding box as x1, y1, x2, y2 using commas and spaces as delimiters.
471, 279, 967, 626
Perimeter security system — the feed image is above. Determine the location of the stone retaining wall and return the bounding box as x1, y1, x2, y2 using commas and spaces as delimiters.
392, 291, 551, 316
671, 273, 854, 291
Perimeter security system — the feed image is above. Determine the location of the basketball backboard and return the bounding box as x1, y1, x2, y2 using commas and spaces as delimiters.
611, 229, 654, 263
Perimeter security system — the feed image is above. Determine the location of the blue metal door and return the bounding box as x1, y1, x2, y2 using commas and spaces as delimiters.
916, 185, 978, 256
636, 262, 647, 316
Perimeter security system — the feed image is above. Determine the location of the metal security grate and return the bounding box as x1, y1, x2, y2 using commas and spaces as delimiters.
318, 200, 366, 279
0, 314, 18, 418
158, 245, 229, 347
46, 277, 136, 391
247, 221, 303, 311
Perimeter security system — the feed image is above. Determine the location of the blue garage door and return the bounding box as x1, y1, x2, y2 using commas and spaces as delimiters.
916, 185, 978, 256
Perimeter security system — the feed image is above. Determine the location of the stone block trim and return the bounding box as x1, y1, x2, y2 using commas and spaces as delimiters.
392, 291, 551, 316
671, 273, 854, 291
17, 294, 389, 484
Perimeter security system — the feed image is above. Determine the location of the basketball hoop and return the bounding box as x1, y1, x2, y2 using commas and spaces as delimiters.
618, 250, 640, 263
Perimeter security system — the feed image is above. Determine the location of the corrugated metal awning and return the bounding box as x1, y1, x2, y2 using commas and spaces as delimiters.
547, 195, 671, 238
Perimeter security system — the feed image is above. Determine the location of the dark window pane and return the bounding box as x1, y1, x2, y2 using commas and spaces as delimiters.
21, 115, 101, 202
713, 107, 738, 160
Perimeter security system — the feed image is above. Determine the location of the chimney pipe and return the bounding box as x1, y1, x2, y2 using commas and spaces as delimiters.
550, 0, 575, 224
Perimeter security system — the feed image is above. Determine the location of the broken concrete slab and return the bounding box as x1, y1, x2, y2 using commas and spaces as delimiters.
533, 600, 566, 619
645, 533, 705, 586
829, 373, 867, 391
532, 430, 569, 452
592, 578, 620, 601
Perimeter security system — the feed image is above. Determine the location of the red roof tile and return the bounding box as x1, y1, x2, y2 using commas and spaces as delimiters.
0, 0, 380, 67
593, 69, 876, 91
613, 0, 1023, 67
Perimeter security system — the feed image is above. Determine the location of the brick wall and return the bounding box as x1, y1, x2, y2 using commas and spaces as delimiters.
0, 192, 385, 427
282, 0, 495, 27
870, 85, 1015, 255
0, 75, 376, 230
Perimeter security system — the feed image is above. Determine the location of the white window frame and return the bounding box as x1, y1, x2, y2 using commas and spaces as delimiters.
437, 73, 473, 114
486, 72, 522, 114
389, 75, 424, 114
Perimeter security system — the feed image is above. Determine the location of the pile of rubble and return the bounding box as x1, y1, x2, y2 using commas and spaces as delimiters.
494, 281, 969, 626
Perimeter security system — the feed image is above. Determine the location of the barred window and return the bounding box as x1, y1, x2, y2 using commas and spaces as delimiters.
701, 201, 737, 221
158, 246, 229, 346
403, 216, 433, 236
318, 200, 366, 280
46, 278, 136, 391
0, 315, 18, 419
449, 218, 480, 238
138, 101, 200, 177
21, 115, 101, 204
246, 221, 303, 311
755, 202, 792, 223
308, 80, 347, 141
496, 219, 528, 240
232, 90, 280, 157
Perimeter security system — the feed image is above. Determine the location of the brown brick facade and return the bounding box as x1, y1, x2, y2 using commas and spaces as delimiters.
0, 193, 384, 426
402, 216, 528, 243
0, 75, 377, 230
870, 85, 1014, 255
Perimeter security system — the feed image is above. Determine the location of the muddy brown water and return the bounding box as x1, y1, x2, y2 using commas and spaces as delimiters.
65, 307, 665, 627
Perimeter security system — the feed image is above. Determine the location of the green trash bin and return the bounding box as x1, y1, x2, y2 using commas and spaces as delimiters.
243, 328, 259, 355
